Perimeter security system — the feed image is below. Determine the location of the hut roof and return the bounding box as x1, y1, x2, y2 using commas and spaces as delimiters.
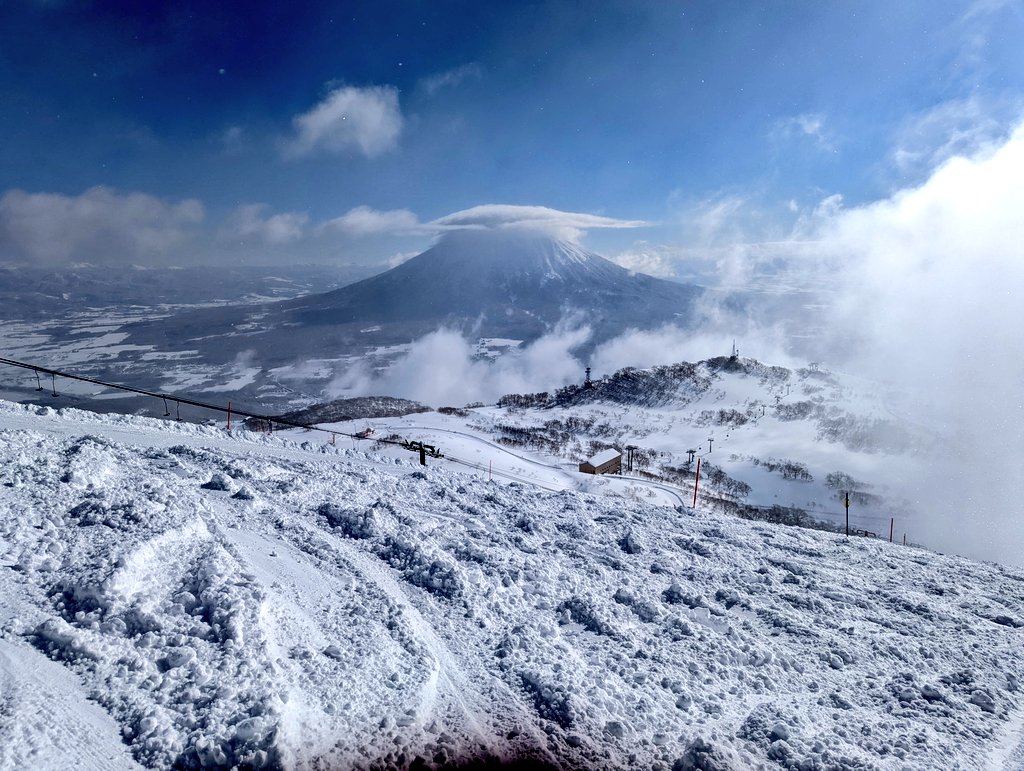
587, 448, 621, 466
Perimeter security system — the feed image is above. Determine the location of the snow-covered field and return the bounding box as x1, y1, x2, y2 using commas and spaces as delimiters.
0, 265, 363, 413
2, 398, 1024, 770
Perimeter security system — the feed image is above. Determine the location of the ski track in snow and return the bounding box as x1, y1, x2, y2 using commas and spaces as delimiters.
0, 638, 143, 770
1, 398, 1024, 769
989, 706, 1024, 771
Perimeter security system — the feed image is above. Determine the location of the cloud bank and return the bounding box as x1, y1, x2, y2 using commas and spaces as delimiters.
0, 197, 650, 266
285, 85, 403, 159
654, 120, 1024, 565
331, 323, 593, 407
314, 203, 647, 243
331, 319, 798, 413
0, 186, 203, 266
816, 122, 1024, 564
221, 204, 308, 244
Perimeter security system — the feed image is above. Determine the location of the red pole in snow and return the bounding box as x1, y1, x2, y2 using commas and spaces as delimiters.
226, 401, 231, 432
889, 517, 894, 543
488, 460, 492, 481
692, 457, 701, 509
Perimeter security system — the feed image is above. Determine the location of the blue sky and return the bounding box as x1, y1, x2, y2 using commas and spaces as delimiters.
1, 0, 1023, 268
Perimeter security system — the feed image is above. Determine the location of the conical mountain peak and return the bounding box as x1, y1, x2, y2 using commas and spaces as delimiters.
276, 227, 701, 345
127, 227, 703, 369
414, 228, 610, 282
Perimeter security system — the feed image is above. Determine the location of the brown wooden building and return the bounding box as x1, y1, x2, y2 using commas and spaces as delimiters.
579, 448, 622, 475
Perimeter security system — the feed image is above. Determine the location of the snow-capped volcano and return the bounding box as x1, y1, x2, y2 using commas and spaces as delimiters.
282, 228, 701, 336
122, 228, 702, 376
415, 228, 605, 277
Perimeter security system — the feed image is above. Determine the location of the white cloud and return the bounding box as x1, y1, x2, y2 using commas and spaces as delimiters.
429, 204, 648, 243
956, 0, 1022, 80
285, 85, 403, 159
328, 319, 796, 413
221, 203, 308, 244
318, 205, 421, 237
589, 326, 699, 375
815, 122, 1024, 565
773, 112, 835, 151
692, 122, 1024, 564
420, 63, 483, 96
664, 194, 810, 287
331, 322, 592, 406
0, 186, 203, 265
675, 194, 752, 247
888, 95, 1023, 180
823, 123, 1024, 375
306, 203, 650, 262
790, 193, 844, 239
385, 250, 419, 268
608, 244, 680, 278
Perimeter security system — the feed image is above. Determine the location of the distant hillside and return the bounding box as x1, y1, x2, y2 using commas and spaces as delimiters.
498, 357, 790, 410
483, 355, 927, 533
255, 396, 430, 427
123, 229, 703, 368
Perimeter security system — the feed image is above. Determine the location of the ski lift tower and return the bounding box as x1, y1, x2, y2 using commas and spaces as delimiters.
625, 444, 639, 472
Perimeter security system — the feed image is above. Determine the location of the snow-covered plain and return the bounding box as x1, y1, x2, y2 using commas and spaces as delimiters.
2, 398, 1024, 770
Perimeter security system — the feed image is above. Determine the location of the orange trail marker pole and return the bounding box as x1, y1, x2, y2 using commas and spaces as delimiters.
227, 401, 231, 432
889, 517, 894, 543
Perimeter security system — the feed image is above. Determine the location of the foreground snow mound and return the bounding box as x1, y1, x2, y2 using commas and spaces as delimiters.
1, 402, 1023, 770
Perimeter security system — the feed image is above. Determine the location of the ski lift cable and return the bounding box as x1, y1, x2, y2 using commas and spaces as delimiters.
0, 355, 413, 450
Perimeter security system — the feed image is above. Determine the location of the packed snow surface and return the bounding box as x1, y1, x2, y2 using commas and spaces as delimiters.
1, 399, 1023, 770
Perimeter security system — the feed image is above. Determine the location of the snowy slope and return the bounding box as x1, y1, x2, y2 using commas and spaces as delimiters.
2, 399, 1024, 770
370, 357, 928, 539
